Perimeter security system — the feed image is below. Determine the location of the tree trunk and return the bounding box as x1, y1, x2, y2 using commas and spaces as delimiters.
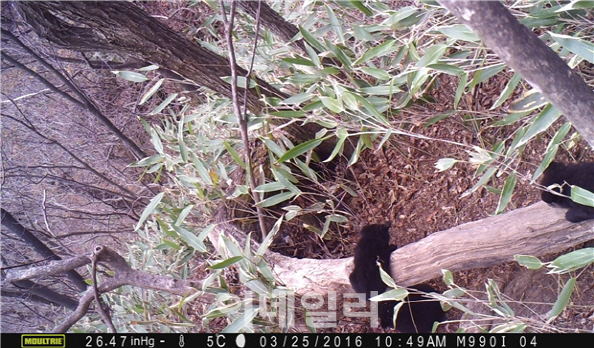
240, 202, 593, 295
238, 1, 306, 52
15, 1, 337, 157
439, 0, 594, 148
16, 1, 284, 114
1, 209, 88, 292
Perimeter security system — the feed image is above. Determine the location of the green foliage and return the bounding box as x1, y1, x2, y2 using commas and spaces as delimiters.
104, 0, 594, 333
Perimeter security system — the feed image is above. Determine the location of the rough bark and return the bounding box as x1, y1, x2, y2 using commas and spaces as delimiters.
14, 1, 336, 157
1, 209, 88, 292
439, 0, 594, 148
15, 1, 285, 114
238, 1, 305, 52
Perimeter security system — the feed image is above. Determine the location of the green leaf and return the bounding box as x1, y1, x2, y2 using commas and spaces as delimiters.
491, 73, 522, 110
135, 192, 164, 231
281, 93, 314, 105
149, 128, 164, 155
360, 85, 402, 95
454, 72, 468, 109
257, 215, 283, 256
150, 93, 178, 115
468, 64, 506, 90
173, 225, 207, 252
175, 204, 194, 227
349, 0, 373, 16
417, 44, 447, 68
514, 255, 543, 270
370, 288, 408, 302
190, 153, 214, 185
287, 74, 322, 84
324, 128, 348, 163
221, 305, 259, 333
435, 158, 458, 172
549, 32, 594, 64
210, 256, 244, 270
442, 269, 454, 286
319, 96, 343, 113
257, 191, 296, 208
428, 63, 465, 76
462, 166, 497, 197
276, 138, 325, 163
254, 182, 285, 193
438, 25, 480, 42
139, 78, 164, 105
549, 248, 594, 273
137, 64, 159, 71
220, 76, 257, 88
354, 40, 397, 66
571, 186, 594, 207
358, 67, 391, 80
112, 70, 148, 82
223, 140, 246, 169
298, 26, 326, 53
325, 5, 345, 44
326, 41, 352, 68
518, 104, 562, 146
269, 111, 306, 119
495, 174, 517, 214
510, 90, 548, 113
282, 56, 316, 67
548, 278, 576, 320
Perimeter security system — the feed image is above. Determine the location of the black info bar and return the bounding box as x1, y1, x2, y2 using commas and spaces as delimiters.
2, 333, 592, 348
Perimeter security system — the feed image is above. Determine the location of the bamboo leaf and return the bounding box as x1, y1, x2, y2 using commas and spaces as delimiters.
276, 138, 325, 163
210, 256, 244, 270
257, 191, 296, 208
514, 255, 543, 270
549, 32, 594, 64
139, 78, 164, 105
571, 186, 594, 207
548, 278, 576, 320
173, 225, 207, 252
150, 93, 178, 115
112, 70, 148, 82
518, 104, 562, 146
298, 26, 326, 53
495, 174, 517, 214
354, 40, 397, 66
135, 192, 164, 231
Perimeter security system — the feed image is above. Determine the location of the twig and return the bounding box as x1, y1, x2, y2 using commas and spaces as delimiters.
220, 0, 268, 239
91, 246, 117, 333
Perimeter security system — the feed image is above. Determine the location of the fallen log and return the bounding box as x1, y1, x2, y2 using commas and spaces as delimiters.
263, 202, 594, 295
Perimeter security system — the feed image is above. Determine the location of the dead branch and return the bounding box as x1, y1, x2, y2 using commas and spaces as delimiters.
259, 202, 594, 294
220, 0, 268, 239
4, 246, 204, 332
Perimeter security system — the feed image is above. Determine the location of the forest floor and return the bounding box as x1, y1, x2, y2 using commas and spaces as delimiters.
259, 72, 594, 333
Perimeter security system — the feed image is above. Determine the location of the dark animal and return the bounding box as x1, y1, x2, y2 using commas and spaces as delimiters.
349, 223, 444, 333
540, 161, 594, 223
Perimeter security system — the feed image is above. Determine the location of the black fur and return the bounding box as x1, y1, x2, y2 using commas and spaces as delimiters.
349, 223, 444, 333
540, 161, 594, 223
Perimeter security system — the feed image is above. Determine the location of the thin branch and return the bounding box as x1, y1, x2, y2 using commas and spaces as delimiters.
220, 0, 268, 239
1, 31, 146, 159
4, 246, 205, 332
91, 247, 116, 333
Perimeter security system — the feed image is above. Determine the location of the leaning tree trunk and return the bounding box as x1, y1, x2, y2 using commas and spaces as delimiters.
15, 1, 282, 113
14, 1, 336, 156
439, 0, 594, 148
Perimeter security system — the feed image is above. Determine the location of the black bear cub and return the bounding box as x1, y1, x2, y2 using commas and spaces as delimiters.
349, 223, 444, 333
540, 161, 594, 223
